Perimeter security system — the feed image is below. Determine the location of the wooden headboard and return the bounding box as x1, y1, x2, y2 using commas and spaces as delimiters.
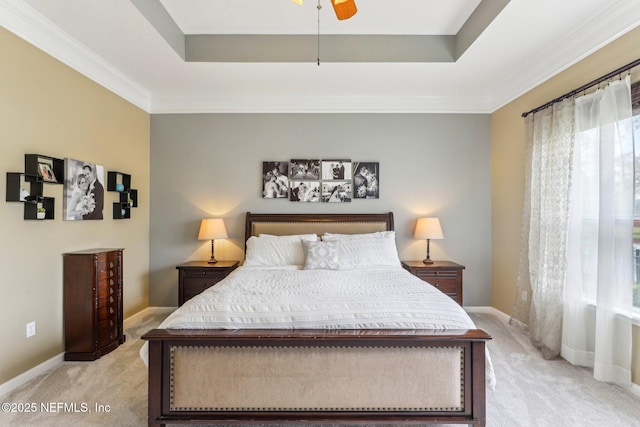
244, 212, 394, 243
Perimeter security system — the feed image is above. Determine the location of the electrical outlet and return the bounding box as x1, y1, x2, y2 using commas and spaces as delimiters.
521, 291, 528, 302
26, 321, 36, 338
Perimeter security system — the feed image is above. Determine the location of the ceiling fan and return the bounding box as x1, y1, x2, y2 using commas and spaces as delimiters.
290, 0, 358, 21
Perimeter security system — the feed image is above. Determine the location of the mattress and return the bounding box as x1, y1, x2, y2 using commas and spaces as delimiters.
141, 265, 495, 387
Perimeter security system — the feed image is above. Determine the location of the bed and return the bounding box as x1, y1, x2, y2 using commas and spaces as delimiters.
142, 212, 492, 426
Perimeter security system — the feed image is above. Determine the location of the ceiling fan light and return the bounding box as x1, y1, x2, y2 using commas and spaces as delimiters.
331, 0, 357, 20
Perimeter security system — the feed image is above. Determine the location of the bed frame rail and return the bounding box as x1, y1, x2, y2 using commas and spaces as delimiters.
143, 328, 490, 426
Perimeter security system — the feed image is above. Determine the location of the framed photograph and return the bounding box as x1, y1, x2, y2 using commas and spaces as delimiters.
37, 162, 57, 183
262, 161, 289, 199
321, 160, 352, 181
322, 181, 352, 203
63, 158, 105, 220
290, 159, 320, 180
290, 181, 320, 202
353, 162, 379, 199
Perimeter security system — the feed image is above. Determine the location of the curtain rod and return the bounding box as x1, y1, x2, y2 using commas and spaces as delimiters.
521, 57, 640, 118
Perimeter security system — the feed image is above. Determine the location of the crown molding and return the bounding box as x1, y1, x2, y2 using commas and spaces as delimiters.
149, 94, 494, 114
0, 0, 151, 112
487, 0, 640, 112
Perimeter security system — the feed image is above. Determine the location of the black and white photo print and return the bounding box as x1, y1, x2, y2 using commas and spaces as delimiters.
64, 158, 105, 220
321, 160, 351, 181
290, 181, 320, 202
290, 159, 320, 180
262, 161, 289, 198
353, 162, 379, 199
322, 181, 352, 203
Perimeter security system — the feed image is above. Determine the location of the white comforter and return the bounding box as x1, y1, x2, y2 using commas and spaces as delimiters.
141, 266, 495, 387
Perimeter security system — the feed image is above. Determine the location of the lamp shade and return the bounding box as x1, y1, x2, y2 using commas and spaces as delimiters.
198, 218, 228, 240
414, 218, 444, 240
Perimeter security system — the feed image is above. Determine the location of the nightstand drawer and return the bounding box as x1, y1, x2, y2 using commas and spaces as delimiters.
183, 269, 227, 280
183, 283, 214, 301
416, 273, 458, 294
183, 276, 223, 289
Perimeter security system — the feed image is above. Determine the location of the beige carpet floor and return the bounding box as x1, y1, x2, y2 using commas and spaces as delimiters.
1, 311, 639, 427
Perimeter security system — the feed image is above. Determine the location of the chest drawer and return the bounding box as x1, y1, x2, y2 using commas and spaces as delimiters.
96, 318, 118, 348
97, 295, 118, 320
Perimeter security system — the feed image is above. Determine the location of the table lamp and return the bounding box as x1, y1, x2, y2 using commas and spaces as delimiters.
198, 218, 228, 264
414, 217, 444, 264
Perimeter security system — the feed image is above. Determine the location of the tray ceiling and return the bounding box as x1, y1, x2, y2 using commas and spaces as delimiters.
2, 0, 639, 113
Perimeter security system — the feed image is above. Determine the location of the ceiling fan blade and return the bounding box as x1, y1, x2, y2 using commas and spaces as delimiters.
288, 0, 358, 21
331, 0, 357, 20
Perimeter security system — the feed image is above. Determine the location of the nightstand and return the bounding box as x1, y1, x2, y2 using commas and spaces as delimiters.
176, 261, 239, 306
401, 260, 465, 306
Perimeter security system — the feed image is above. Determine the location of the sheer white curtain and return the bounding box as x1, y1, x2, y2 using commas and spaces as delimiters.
516, 98, 575, 359
561, 76, 634, 386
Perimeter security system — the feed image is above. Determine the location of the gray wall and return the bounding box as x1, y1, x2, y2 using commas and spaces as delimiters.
150, 113, 491, 307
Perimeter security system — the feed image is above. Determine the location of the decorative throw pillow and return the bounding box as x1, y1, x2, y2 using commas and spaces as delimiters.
302, 240, 340, 270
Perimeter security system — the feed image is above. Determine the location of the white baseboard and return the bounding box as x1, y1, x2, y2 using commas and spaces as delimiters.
123, 306, 176, 328
464, 305, 511, 324
630, 382, 640, 398
0, 352, 64, 398
0, 306, 177, 399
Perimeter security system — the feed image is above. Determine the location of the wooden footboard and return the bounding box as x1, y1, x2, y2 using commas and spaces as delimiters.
142, 328, 490, 426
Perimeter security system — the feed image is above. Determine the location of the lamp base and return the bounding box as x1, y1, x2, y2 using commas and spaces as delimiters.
208, 239, 218, 263
423, 239, 434, 264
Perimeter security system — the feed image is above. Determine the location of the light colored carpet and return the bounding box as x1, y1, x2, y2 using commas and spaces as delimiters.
1, 311, 639, 427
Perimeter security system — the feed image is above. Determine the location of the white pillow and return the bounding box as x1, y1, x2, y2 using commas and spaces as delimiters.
322, 231, 396, 241
335, 235, 401, 269
302, 240, 340, 270
244, 234, 318, 266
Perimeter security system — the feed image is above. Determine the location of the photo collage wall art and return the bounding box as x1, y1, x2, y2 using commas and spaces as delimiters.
262, 160, 379, 202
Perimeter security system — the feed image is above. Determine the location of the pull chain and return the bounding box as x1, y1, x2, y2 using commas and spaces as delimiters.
317, 0, 321, 66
